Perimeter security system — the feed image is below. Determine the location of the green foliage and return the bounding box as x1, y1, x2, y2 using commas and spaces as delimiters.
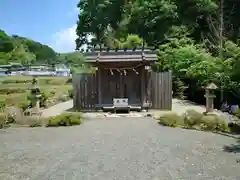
200, 115, 229, 132
75, 0, 240, 96
1, 79, 32, 84
158, 113, 184, 127
1, 76, 71, 85
12, 35, 56, 64
233, 108, 240, 118
68, 89, 73, 98
0, 30, 14, 53
0, 88, 26, 95
0, 30, 56, 64
0, 113, 6, 129
0, 99, 6, 109
0, 77, 72, 112
183, 109, 204, 128
158, 110, 230, 133
46, 112, 82, 127
76, 0, 220, 48
0, 29, 85, 66
172, 78, 186, 99
27, 92, 49, 108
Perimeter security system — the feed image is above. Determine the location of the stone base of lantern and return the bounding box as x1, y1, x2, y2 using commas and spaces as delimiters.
204, 94, 216, 113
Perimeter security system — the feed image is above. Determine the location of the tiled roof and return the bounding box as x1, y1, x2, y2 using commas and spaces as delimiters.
83, 48, 157, 62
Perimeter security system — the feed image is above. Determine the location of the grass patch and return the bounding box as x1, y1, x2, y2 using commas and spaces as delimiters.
0, 76, 73, 111
46, 112, 83, 127
158, 110, 230, 133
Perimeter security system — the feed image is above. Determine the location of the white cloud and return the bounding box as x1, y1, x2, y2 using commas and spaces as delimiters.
51, 24, 78, 53
51, 24, 94, 53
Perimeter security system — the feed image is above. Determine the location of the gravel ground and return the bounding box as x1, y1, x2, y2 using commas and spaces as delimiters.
0, 117, 239, 180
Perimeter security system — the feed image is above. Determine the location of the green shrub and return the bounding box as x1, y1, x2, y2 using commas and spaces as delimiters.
56, 93, 69, 102
233, 108, 240, 118
0, 113, 6, 129
46, 112, 82, 127
66, 78, 72, 84
183, 109, 203, 128
200, 115, 229, 132
172, 78, 186, 99
68, 89, 73, 98
0, 99, 6, 109
215, 117, 229, 132
158, 110, 229, 133
17, 99, 30, 111
158, 113, 184, 127
27, 92, 49, 108
0, 88, 26, 95
200, 115, 219, 131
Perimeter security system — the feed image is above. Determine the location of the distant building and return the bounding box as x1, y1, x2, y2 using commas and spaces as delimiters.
55, 64, 71, 76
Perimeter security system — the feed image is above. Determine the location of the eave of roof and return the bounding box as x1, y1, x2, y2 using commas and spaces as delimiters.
83, 49, 158, 63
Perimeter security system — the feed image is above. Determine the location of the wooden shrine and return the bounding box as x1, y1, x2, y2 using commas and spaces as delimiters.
72, 48, 172, 111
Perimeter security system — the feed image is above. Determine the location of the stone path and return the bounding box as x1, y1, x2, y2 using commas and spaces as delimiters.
0, 117, 239, 180
41, 100, 73, 118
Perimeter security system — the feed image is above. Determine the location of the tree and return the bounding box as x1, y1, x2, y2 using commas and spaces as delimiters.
0, 29, 14, 53
8, 44, 36, 65
12, 35, 56, 63
76, 0, 219, 48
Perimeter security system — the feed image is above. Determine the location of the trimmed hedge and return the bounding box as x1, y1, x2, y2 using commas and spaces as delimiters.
158, 110, 230, 133
46, 112, 82, 127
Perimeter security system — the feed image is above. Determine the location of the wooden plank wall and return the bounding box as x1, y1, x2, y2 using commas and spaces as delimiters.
150, 71, 172, 110
72, 73, 97, 110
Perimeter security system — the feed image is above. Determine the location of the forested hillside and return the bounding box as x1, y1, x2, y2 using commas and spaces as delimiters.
0, 29, 84, 66
76, 0, 240, 106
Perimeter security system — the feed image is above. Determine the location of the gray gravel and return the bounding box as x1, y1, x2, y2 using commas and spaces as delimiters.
0, 117, 239, 180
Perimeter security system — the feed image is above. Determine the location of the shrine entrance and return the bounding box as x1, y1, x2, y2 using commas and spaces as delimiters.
101, 65, 142, 106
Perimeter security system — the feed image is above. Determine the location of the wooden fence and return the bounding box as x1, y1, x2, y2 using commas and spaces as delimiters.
72, 71, 172, 110
150, 71, 172, 110
72, 73, 97, 110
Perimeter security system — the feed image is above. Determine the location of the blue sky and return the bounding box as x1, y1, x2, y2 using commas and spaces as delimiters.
0, 0, 80, 52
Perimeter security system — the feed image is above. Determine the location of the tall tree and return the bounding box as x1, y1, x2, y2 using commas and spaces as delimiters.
76, 0, 218, 48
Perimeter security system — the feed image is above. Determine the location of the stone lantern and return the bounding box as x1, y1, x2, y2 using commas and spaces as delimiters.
31, 76, 41, 113
204, 82, 218, 113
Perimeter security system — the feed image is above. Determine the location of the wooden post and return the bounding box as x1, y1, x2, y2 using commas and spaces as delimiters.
141, 67, 145, 105
98, 68, 102, 105
120, 73, 123, 98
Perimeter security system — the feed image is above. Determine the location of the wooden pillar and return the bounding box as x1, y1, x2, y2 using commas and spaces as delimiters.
98, 68, 102, 104
120, 72, 123, 98
141, 67, 145, 105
